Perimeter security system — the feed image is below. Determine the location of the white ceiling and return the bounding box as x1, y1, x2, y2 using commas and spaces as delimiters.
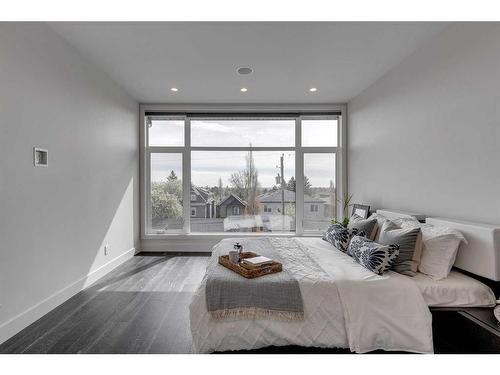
49, 22, 447, 104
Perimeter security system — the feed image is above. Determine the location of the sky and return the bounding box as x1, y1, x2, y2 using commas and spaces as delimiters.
149, 119, 337, 187
191, 151, 295, 187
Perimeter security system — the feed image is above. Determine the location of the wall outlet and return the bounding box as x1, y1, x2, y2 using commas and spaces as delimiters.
104, 245, 109, 256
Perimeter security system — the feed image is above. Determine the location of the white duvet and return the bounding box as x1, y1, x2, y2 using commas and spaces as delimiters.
189, 237, 433, 353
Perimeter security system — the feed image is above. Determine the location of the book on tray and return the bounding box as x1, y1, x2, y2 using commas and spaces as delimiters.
242, 256, 274, 267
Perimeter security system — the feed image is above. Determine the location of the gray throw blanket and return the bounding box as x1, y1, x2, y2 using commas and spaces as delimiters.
205, 237, 304, 321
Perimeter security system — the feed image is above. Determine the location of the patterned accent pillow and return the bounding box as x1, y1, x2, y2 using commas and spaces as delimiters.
347, 235, 400, 275
322, 224, 366, 253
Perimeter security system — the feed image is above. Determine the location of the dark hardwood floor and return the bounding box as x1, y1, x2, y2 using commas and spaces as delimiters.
0, 254, 210, 354
0, 253, 434, 354
0, 253, 364, 354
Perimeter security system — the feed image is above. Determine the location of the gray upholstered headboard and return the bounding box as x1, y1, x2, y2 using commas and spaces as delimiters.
426, 218, 500, 282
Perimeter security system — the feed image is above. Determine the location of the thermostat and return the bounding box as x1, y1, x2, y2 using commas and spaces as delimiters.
34, 147, 48, 167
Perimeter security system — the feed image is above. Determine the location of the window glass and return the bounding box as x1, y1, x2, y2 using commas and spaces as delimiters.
148, 117, 184, 146
303, 153, 336, 232
149, 153, 183, 233
191, 119, 294, 147
301, 119, 338, 147
190, 150, 295, 233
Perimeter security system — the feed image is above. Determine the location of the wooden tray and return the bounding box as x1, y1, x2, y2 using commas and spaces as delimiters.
218, 252, 282, 279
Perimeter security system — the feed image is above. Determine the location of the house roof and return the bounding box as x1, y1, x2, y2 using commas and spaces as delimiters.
191, 185, 211, 203
219, 193, 248, 207
258, 189, 326, 203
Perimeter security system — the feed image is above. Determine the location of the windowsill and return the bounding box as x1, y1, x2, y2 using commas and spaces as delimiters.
142, 232, 324, 240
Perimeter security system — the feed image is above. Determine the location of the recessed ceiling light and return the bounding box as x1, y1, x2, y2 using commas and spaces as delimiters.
237, 67, 253, 75
170, 87, 179, 92
309, 87, 317, 92
240, 87, 248, 92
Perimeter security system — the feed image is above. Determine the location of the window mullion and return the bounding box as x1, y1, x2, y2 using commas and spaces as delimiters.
145, 150, 152, 235
189, 146, 295, 152
295, 117, 304, 235
140, 107, 147, 239
337, 113, 346, 220
182, 119, 191, 234
334, 150, 339, 221
148, 146, 185, 153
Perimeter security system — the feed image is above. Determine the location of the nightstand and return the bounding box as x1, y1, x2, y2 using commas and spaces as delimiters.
432, 307, 500, 353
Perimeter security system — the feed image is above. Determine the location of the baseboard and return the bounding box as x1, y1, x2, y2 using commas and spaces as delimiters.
0, 247, 136, 345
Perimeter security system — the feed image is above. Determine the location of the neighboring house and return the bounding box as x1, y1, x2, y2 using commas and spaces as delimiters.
258, 189, 327, 219
190, 185, 215, 218
259, 189, 296, 215
318, 191, 336, 219
190, 186, 331, 222
304, 192, 330, 219
217, 193, 247, 218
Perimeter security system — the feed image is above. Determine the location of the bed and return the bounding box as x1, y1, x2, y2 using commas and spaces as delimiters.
189, 214, 498, 354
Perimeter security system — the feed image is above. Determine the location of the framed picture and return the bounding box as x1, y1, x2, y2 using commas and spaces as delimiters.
352, 204, 370, 219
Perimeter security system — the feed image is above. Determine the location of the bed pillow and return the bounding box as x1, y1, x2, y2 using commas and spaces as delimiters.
368, 212, 388, 240
368, 212, 420, 240
322, 224, 366, 253
377, 220, 422, 276
400, 221, 467, 280
347, 235, 400, 275
348, 214, 378, 240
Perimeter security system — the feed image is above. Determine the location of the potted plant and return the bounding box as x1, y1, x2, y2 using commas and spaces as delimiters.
331, 193, 353, 228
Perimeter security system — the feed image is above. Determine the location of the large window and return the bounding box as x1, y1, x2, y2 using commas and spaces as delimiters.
143, 111, 344, 236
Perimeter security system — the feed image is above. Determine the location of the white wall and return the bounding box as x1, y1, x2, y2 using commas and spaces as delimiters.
0, 23, 139, 343
348, 23, 500, 225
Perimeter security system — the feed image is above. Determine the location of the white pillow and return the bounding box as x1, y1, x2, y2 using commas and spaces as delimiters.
400, 221, 467, 280
368, 212, 388, 227
368, 212, 420, 241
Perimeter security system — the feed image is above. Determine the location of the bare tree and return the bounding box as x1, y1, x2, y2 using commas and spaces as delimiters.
228, 146, 261, 214
244, 148, 260, 214
229, 171, 246, 199
329, 179, 336, 218
216, 177, 225, 202
304, 176, 312, 195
